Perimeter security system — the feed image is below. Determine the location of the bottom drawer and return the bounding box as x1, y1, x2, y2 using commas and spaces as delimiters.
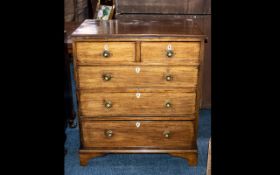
81, 120, 195, 148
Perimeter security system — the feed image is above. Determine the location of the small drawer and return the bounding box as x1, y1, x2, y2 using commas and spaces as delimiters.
75, 42, 136, 65
79, 92, 196, 117
81, 120, 195, 148
77, 66, 198, 89
141, 42, 201, 65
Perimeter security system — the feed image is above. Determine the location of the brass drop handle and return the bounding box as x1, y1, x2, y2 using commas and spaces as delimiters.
104, 100, 112, 108
103, 74, 111, 81
102, 50, 110, 58
165, 74, 173, 81
163, 131, 171, 138
166, 50, 174, 57
165, 102, 172, 108
104, 129, 113, 137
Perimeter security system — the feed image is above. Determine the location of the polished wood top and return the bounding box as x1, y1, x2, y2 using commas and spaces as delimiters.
65, 22, 82, 44
71, 19, 205, 38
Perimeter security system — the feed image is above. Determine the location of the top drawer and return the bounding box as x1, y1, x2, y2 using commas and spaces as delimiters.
141, 42, 201, 65
75, 42, 136, 65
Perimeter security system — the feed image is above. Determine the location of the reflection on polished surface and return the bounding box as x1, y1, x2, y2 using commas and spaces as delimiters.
72, 19, 204, 37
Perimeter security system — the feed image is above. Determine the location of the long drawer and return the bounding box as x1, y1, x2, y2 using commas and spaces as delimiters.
77, 66, 198, 89
81, 120, 195, 148
79, 92, 196, 117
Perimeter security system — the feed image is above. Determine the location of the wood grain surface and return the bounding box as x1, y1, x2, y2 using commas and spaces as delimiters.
141, 42, 200, 65
78, 66, 198, 89
81, 120, 195, 148
76, 42, 135, 65
79, 92, 196, 116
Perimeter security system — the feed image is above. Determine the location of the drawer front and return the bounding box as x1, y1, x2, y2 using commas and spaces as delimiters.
78, 66, 198, 89
79, 92, 196, 116
82, 120, 195, 148
141, 42, 200, 65
76, 42, 136, 65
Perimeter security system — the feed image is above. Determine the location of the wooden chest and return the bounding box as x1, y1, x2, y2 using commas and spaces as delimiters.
71, 19, 205, 166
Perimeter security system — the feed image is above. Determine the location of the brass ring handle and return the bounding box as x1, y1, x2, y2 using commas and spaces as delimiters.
163, 131, 171, 138
104, 101, 113, 108
102, 50, 110, 58
165, 102, 172, 108
104, 129, 113, 137
166, 50, 174, 57
165, 75, 173, 81
103, 74, 111, 81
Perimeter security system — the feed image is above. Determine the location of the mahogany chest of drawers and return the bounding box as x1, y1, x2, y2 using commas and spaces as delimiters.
71, 19, 205, 166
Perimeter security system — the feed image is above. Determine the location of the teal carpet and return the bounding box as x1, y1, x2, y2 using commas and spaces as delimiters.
65, 64, 211, 175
